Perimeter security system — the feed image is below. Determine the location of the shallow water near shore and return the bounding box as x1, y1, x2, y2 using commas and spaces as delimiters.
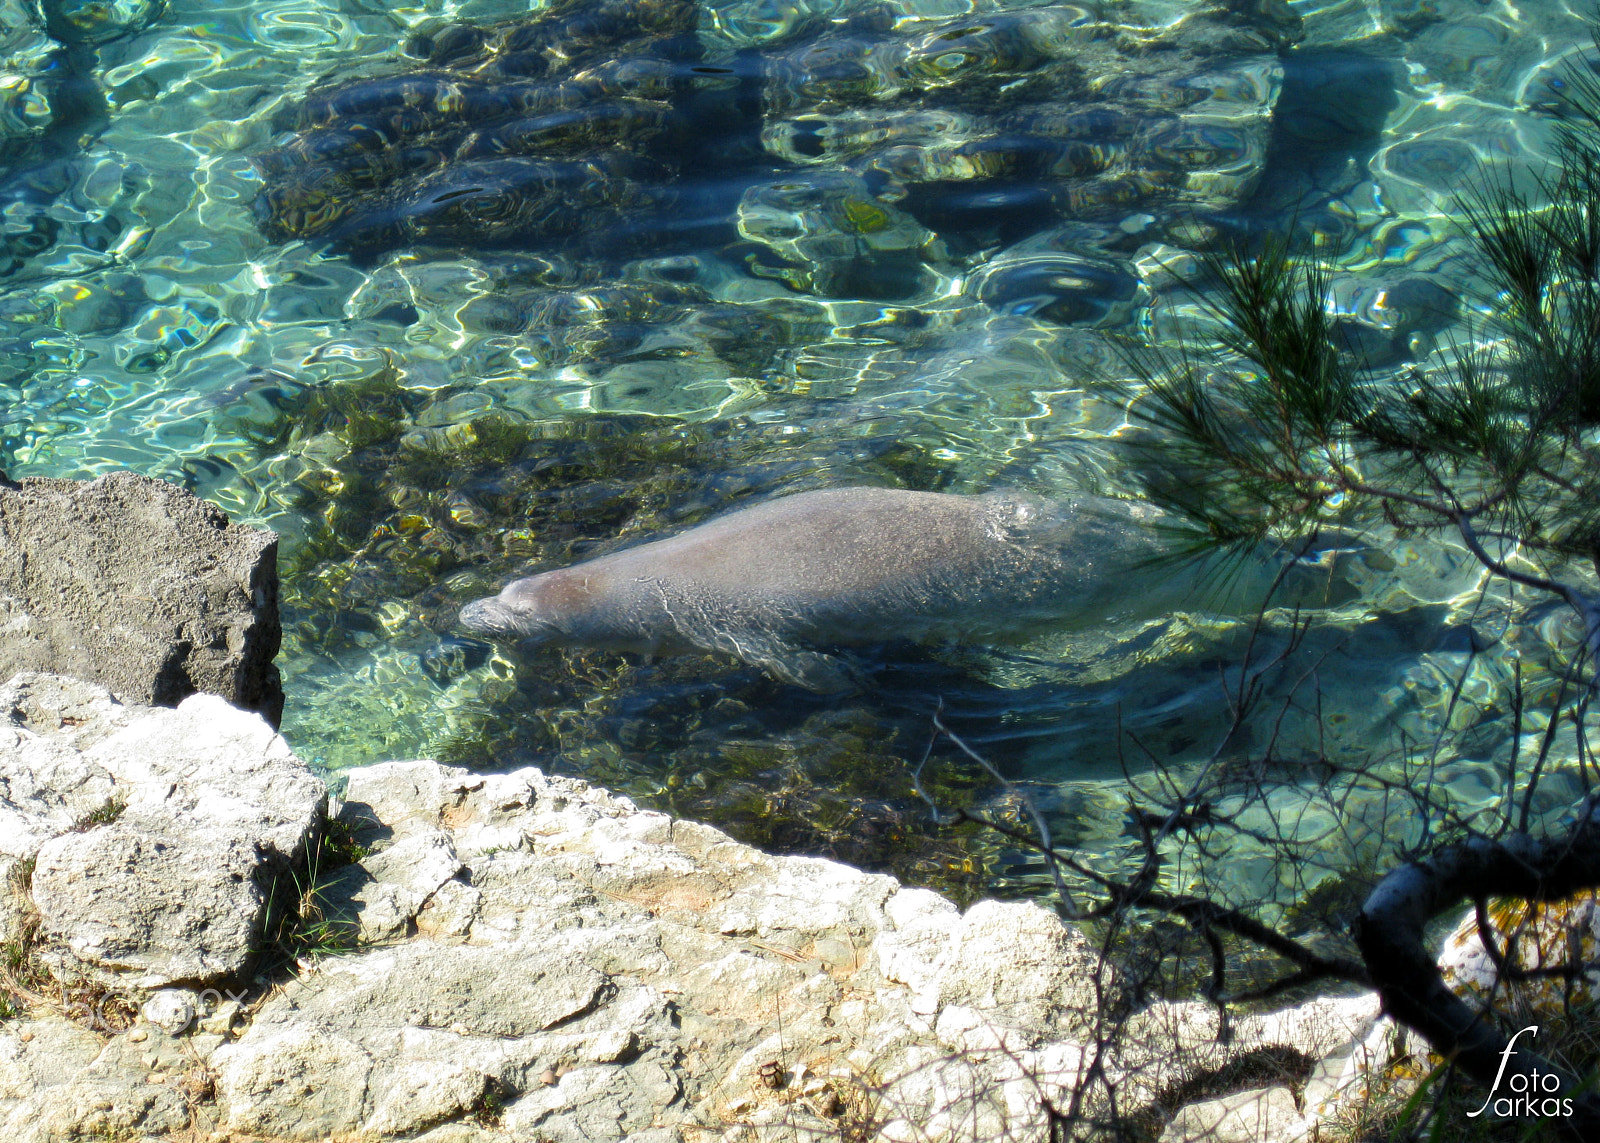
3, 0, 1597, 902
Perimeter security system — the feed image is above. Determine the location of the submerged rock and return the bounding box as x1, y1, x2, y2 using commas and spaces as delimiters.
253, 0, 702, 254
34, 0, 164, 45
253, 0, 1300, 279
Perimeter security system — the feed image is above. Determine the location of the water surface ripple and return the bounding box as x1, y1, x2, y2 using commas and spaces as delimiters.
1, 0, 1593, 898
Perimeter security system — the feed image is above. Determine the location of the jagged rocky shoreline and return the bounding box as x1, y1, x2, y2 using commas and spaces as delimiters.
0, 472, 1387, 1142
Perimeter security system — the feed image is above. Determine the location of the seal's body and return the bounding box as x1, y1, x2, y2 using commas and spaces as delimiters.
457, 486, 1169, 691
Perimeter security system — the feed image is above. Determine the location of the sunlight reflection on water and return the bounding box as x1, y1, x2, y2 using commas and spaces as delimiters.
2, 0, 1596, 893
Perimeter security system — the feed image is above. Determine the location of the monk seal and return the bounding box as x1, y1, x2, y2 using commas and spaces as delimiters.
456, 485, 1182, 691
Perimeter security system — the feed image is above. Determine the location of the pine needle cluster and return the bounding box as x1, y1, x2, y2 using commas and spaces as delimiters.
1122, 38, 1600, 661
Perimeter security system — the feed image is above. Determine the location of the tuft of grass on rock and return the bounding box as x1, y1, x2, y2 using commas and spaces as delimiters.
259, 820, 371, 973
71, 797, 126, 832
318, 813, 373, 866
1, 855, 47, 1020
472, 1081, 509, 1127
0, 856, 137, 1032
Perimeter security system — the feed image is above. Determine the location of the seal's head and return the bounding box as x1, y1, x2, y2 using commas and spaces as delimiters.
457, 577, 565, 645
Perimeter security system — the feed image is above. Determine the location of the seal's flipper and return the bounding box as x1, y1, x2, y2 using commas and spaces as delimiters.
754, 648, 860, 693
705, 627, 860, 693
659, 591, 862, 692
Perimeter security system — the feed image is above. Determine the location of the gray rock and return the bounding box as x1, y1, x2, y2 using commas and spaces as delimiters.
199, 997, 244, 1037
345, 942, 608, 1038
212, 1025, 376, 1138
5, 1080, 190, 1143
0, 855, 21, 945
33, 818, 272, 985
1159, 1085, 1302, 1143
0, 1017, 104, 1095
0, 471, 282, 725
321, 827, 466, 943
341, 759, 490, 842
2, 676, 325, 990
416, 877, 481, 940
0, 671, 133, 752
407, 1126, 514, 1143
212, 941, 667, 1139
320, 867, 414, 944
502, 1055, 681, 1143
0, 676, 124, 859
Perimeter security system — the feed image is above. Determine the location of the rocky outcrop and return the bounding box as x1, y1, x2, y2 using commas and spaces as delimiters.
0, 674, 1383, 1142
0, 672, 324, 990
0, 471, 283, 725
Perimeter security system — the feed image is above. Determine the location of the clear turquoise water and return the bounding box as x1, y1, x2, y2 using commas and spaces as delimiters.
3, 0, 1596, 901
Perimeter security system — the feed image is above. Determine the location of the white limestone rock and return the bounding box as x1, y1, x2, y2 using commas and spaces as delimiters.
212, 759, 1373, 1143
320, 828, 466, 943
0, 674, 325, 990
416, 877, 482, 939
2, 742, 1388, 1143
0, 1017, 189, 1143
213, 1025, 376, 1138
0, 674, 125, 858
212, 941, 673, 1139
34, 821, 272, 985
1159, 1085, 1301, 1143
361, 828, 464, 901
140, 989, 197, 1036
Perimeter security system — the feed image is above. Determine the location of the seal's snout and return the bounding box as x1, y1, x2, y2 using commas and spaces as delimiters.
457, 596, 514, 638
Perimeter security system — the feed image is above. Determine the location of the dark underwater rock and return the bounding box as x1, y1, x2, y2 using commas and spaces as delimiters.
34, 0, 164, 45
1325, 273, 1458, 367
253, 0, 703, 254
252, 0, 1302, 276
967, 231, 1139, 327
0, 33, 115, 277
